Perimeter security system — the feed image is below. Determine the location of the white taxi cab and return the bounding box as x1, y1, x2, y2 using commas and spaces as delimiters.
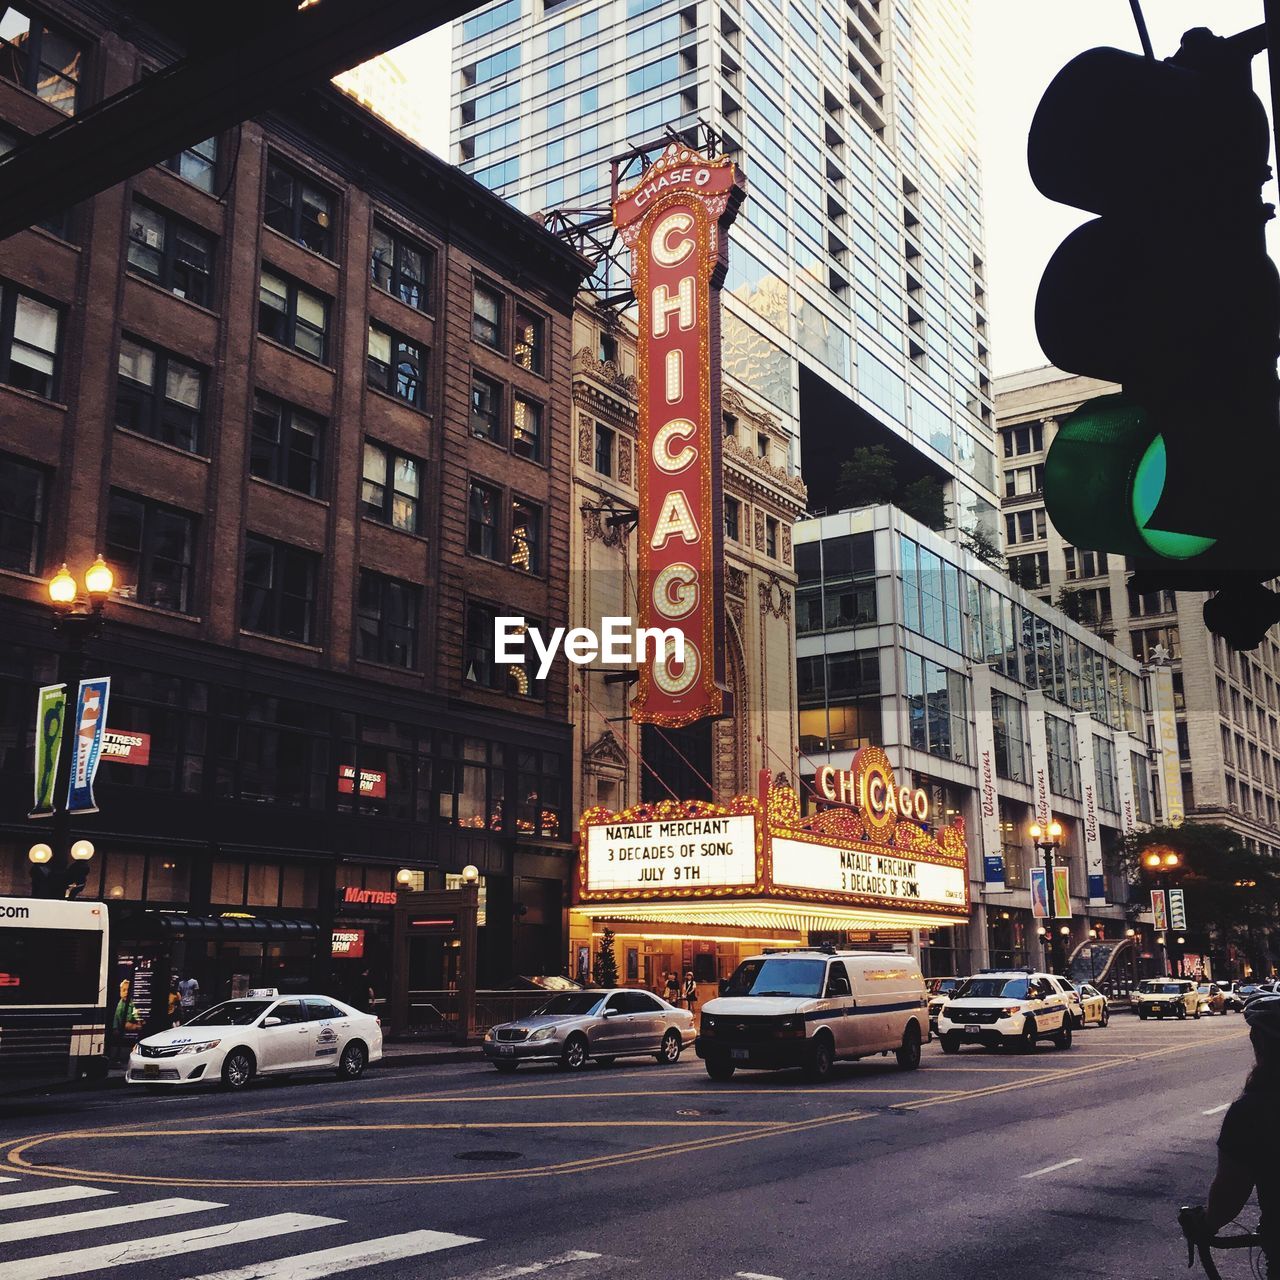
127, 990, 382, 1090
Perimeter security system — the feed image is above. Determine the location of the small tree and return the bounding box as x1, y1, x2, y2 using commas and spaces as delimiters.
961, 525, 1004, 569
898, 476, 949, 531
593, 927, 619, 987
836, 444, 899, 510
1054, 586, 1091, 626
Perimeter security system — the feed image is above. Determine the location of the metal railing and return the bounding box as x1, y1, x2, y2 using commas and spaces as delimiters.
401, 990, 554, 1040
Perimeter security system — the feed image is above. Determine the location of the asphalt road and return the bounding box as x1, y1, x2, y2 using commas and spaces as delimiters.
0, 1013, 1259, 1280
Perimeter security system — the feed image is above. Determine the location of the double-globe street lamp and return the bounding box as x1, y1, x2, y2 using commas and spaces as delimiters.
28, 557, 113, 899
1029, 818, 1068, 974
1142, 848, 1181, 976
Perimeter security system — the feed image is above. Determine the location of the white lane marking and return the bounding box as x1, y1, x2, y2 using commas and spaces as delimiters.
1022, 1157, 1083, 1179
0, 1212, 342, 1280
179, 1229, 483, 1280
448, 1251, 605, 1278
0, 1185, 114, 1211
0, 1197, 224, 1245
1203, 1102, 1231, 1115
737, 1273, 789, 1279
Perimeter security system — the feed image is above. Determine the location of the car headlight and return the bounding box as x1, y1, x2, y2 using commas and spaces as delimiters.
528, 1026, 557, 1041
175, 1039, 220, 1055
1000, 1007, 1023, 1017
484, 1027, 496, 1041
701, 1017, 715, 1035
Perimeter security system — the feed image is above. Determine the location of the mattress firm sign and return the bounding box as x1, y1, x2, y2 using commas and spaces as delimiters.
584, 814, 757, 891
772, 838, 967, 912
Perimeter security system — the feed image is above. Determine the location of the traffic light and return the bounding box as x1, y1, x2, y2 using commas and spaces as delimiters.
1028, 30, 1280, 646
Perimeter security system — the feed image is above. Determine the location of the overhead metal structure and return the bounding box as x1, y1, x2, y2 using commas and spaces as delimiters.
0, 0, 479, 241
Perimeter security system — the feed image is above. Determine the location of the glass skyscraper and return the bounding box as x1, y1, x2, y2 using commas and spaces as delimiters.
451, 0, 998, 534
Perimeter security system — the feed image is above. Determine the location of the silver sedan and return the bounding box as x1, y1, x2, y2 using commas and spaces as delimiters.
482, 989, 695, 1072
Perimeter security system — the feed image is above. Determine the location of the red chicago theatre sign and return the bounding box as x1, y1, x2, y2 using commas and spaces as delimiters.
613, 143, 746, 727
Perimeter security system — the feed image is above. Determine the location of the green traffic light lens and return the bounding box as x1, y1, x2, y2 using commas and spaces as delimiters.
1131, 435, 1218, 560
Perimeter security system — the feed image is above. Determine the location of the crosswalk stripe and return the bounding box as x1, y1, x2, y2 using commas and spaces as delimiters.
0, 1212, 342, 1280
0, 1197, 225, 1246
177, 1229, 483, 1280
0, 1185, 113, 1211
449, 1252, 605, 1279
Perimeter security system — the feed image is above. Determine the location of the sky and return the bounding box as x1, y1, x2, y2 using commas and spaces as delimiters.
389, 1, 1273, 378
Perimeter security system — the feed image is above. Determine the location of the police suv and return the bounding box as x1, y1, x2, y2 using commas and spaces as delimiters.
695, 947, 929, 1081
935, 969, 1075, 1053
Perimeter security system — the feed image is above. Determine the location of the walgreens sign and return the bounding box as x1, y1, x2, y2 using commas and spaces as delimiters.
613, 144, 745, 727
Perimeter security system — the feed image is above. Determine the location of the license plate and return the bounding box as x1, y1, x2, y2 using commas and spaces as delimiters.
731, 1048, 750, 1061
143, 1063, 160, 1076
498, 1045, 515, 1056
965, 1024, 981, 1034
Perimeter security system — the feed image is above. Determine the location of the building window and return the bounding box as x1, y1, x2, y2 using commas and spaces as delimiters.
510, 497, 542, 573
468, 480, 502, 559
0, 282, 60, 399
513, 304, 545, 373
465, 600, 542, 696
1064, 546, 1105, 581
115, 337, 205, 454
0, 451, 45, 574
1007, 551, 1049, 591
370, 221, 431, 311
0, 9, 82, 114
472, 281, 503, 348
471, 372, 503, 441
512, 394, 542, 462
105, 491, 196, 613
1045, 712, 1079, 798
725, 495, 741, 541
1002, 422, 1043, 457
258, 267, 328, 362
1005, 508, 1046, 546
599, 331, 618, 363
263, 158, 335, 257
991, 689, 1028, 783
1004, 463, 1044, 498
241, 534, 319, 643
361, 442, 421, 533
765, 516, 779, 558
594, 422, 614, 476
126, 201, 215, 306
367, 323, 425, 407
164, 137, 218, 192
356, 570, 419, 668
250, 393, 323, 497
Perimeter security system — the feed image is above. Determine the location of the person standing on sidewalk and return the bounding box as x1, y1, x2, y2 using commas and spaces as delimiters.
682, 971, 698, 1016
109, 980, 140, 1067
664, 971, 680, 1006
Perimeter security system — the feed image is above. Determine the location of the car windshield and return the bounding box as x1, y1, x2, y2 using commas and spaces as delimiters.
534, 993, 605, 1017
955, 977, 1031, 1000
181, 1000, 273, 1027
1198, 985, 1215, 993
723, 958, 828, 998
1140, 982, 1187, 995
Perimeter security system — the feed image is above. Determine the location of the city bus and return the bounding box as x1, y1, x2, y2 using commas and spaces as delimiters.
0, 896, 109, 1089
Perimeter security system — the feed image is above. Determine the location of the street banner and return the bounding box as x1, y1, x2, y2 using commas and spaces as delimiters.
612, 144, 745, 727
66, 676, 110, 815
1053, 865, 1071, 918
1073, 713, 1106, 904
1026, 691, 1052, 829
30, 683, 66, 819
1030, 867, 1049, 918
971, 663, 1006, 890
1150, 664, 1185, 825
1151, 888, 1168, 931
1115, 745, 1138, 834
1168, 887, 1187, 931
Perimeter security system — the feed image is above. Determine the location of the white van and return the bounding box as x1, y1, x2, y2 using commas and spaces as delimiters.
694, 948, 929, 1081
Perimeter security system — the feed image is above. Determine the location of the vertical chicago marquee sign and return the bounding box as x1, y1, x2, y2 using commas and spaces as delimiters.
613, 144, 746, 726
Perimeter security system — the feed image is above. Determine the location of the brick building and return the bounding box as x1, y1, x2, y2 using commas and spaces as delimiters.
0, 1, 586, 1022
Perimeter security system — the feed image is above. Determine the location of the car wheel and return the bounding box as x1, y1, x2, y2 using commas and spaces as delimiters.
336, 1041, 367, 1080
595, 1056, 617, 1068
1020, 1020, 1038, 1053
804, 1033, 835, 1081
1139, 1010, 1148, 1020
705, 1058, 735, 1081
1100, 1008, 1110, 1028
939, 1033, 961, 1055
492, 1061, 519, 1074
656, 1030, 682, 1065
220, 1048, 255, 1091
1054, 1020, 1073, 1051
895, 1022, 922, 1071
1177, 1003, 1187, 1020
1193, 1005, 1201, 1020
559, 1034, 588, 1071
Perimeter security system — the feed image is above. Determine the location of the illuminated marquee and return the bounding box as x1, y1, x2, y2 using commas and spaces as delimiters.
612, 144, 746, 726
814, 747, 928, 836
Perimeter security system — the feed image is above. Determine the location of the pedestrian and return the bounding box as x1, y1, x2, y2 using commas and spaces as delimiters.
178, 973, 200, 1015
167, 977, 181, 1027
682, 971, 698, 1014
110, 979, 140, 1067
663, 971, 680, 1005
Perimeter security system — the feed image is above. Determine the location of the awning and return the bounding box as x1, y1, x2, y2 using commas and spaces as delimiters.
572, 899, 964, 932
151, 916, 320, 941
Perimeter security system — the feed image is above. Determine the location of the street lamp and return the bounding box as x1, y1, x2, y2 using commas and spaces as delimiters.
31, 559, 112, 899
1029, 818, 1066, 974
1142, 848, 1181, 976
